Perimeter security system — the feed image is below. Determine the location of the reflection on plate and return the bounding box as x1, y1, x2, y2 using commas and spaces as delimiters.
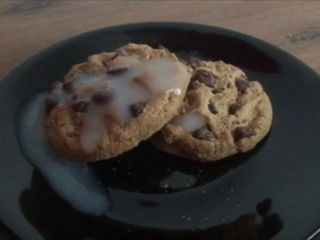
18, 93, 111, 215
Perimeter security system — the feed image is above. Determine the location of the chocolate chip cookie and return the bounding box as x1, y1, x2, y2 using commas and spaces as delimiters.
44, 43, 191, 162
153, 59, 273, 162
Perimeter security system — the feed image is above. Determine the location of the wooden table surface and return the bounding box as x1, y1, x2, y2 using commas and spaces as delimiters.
0, 1, 319, 239
0, 0, 320, 80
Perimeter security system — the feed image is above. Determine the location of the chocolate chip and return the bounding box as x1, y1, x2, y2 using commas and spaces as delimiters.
228, 103, 241, 114
235, 80, 250, 93
191, 70, 216, 88
130, 102, 146, 117
233, 126, 255, 142
92, 93, 111, 105
62, 82, 74, 94
193, 127, 216, 142
189, 57, 205, 68
208, 102, 218, 114
45, 98, 58, 114
71, 101, 89, 113
107, 67, 128, 75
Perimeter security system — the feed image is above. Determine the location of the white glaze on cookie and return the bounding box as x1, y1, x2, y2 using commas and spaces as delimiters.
154, 60, 273, 163
49, 82, 69, 104
47, 56, 190, 153
173, 112, 205, 133
80, 105, 107, 153
21, 93, 111, 215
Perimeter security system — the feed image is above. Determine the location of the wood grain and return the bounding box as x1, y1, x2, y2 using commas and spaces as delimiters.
0, 0, 319, 80
0, 1, 320, 239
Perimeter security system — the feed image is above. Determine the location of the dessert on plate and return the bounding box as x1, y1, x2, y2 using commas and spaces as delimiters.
152, 59, 273, 162
44, 44, 191, 162
44, 44, 272, 163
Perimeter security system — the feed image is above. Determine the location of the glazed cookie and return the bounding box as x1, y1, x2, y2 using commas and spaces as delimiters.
153, 59, 273, 162
44, 43, 191, 162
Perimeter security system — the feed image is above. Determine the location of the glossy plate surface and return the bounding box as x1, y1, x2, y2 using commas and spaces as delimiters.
0, 22, 320, 240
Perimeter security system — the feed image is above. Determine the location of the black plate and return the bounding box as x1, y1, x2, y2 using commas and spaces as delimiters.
1, 22, 320, 240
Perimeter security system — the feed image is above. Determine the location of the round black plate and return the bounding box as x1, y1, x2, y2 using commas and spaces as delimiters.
1, 22, 320, 240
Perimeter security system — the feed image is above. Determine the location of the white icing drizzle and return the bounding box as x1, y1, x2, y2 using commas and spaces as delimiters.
166, 88, 181, 95
173, 112, 205, 133
20, 93, 111, 215
80, 105, 106, 153
50, 82, 69, 104
47, 56, 190, 153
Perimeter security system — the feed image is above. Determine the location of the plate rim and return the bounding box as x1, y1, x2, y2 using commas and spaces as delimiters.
1, 21, 319, 85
